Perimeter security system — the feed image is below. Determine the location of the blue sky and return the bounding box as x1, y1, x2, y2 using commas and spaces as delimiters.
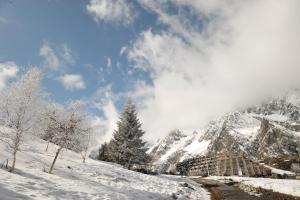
0, 0, 155, 112
0, 0, 299, 141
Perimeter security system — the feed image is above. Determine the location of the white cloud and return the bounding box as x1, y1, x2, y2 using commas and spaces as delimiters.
105, 56, 112, 74
126, 0, 300, 141
39, 42, 75, 70
120, 46, 127, 55
88, 115, 110, 146
86, 0, 135, 25
39, 43, 60, 70
62, 44, 76, 65
58, 74, 86, 91
91, 85, 119, 142
0, 62, 19, 90
96, 101, 119, 143
106, 57, 111, 68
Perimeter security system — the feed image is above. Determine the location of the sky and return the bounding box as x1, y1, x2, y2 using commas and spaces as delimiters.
0, 0, 300, 143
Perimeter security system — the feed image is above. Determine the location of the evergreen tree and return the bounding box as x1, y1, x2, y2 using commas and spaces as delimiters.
98, 142, 110, 161
110, 99, 149, 169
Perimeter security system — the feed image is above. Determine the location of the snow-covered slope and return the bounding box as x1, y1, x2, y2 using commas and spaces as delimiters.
149, 91, 300, 172
0, 138, 209, 200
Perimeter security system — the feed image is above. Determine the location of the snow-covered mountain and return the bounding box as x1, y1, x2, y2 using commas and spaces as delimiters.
149, 90, 300, 172
148, 130, 210, 172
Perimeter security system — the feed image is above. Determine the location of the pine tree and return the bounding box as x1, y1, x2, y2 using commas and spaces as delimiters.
110, 99, 149, 169
98, 142, 110, 161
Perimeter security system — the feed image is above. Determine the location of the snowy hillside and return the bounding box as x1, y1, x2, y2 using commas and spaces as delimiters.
0, 138, 210, 200
149, 91, 300, 172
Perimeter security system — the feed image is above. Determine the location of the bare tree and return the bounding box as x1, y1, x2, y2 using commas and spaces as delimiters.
46, 102, 88, 174
79, 118, 98, 163
79, 127, 92, 163
0, 68, 44, 172
42, 104, 61, 152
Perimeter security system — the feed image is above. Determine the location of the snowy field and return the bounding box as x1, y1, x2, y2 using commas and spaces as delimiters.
0, 139, 209, 200
207, 176, 300, 197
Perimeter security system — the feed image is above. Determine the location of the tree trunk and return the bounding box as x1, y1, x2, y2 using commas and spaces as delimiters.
49, 147, 62, 174
9, 150, 17, 172
127, 158, 132, 170
9, 128, 21, 173
45, 141, 50, 152
81, 151, 87, 163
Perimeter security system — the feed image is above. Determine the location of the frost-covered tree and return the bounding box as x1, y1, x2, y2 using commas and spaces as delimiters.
110, 99, 149, 169
79, 129, 91, 163
46, 102, 88, 173
78, 118, 96, 163
0, 68, 44, 172
41, 103, 60, 152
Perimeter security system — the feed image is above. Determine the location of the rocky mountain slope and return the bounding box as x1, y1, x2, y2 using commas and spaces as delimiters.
148, 90, 300, 172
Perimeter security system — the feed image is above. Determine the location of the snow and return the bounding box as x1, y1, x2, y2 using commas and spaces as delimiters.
225, 113, 261, 139
184, 140, 210, 156
294, 131, 300, 138
262, 164, 296, 176
158, 136, 192, 162
160, 148, 177, 162
0, 138, 209, 200
157, 135, 211, 164
234, 126, 260, 138
146, 142, 157, 154
265, 114, 289, 122
286, 90, 300, 107
0, 126, 14, 134
208, 176, 300, 197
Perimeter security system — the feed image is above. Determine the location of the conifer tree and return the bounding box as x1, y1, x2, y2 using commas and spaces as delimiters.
110, 99, 149, 169
98, 142, 110, 161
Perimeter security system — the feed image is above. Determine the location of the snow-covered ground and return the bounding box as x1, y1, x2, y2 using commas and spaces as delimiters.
207, 176, 300, 197
0, 139, 210, 200
265, 113, 289, 122
261, 164, 296, 176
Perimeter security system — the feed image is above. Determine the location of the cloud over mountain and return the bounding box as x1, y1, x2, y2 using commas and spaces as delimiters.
126, 0, 300, 141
